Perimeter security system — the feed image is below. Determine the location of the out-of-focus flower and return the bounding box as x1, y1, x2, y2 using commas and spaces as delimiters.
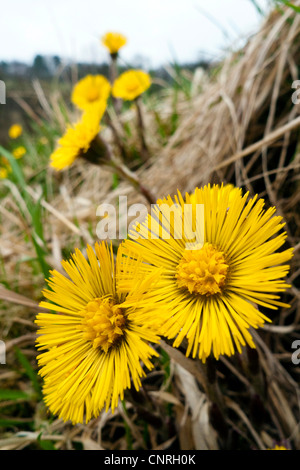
50, 105, 105, 171
39, 137, 49, 145
0, 156, 11, 178
12, 146, 26, 159
71, 75, 111, 111
8, 124, 23, 139
112, 70, 151, 101
268, 445, 289, 450
101, 32, 127, 55
0, 167, 9, 179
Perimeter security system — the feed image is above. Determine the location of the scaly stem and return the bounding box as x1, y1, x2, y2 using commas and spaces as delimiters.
86, 134, 156, 205
135, 97, 150, 162
105, 115, 128, 162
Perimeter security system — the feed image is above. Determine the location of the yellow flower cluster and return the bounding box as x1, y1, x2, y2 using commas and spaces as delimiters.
50, 31, 151, 171
102, 32, 127, 55
0, 167, 9, 179
36, 184, 293, 424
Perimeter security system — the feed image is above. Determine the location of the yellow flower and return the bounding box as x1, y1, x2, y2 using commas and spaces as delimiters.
0, 167, 8, 179
8, 124, 23, 139
112, 70, 151, 101
12, 146, 26, 159
35, 242, 162, 424
268, 445, 289, 450
71, 75, 111, 111
50, 106, 104, 171
119, 184, 293, 362
101, 32, 127, 55
0, 156, 12, 178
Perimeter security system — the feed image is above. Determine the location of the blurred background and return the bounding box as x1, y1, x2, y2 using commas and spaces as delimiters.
0, 0, 270, 143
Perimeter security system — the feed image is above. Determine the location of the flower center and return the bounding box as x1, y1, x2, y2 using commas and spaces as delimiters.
126, 81, 139, 92
79, 297, 127, 352
86, 87, 100, 102
176, 243, 229, 296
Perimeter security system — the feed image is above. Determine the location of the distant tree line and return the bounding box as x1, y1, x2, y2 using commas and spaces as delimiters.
0, 55, 110, 81
0, 54, 211, 84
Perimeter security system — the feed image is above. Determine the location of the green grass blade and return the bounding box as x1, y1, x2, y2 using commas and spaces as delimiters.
0, 389, 30, 401
14, 347, 42, 399
0, 145, 26, 190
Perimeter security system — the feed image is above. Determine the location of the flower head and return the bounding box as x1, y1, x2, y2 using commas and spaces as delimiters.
0, 156, 11, 178
50, 105, 105, 171
35, 242, 162, 424
8, 124, 23, 139
101, 32, 127, 55
120, 184, 293, 362
269, 445, 289, 450
71, 75, 111, 111
12, 146, 26, 159
112, 70, 151, 101
0, 167, 9, 179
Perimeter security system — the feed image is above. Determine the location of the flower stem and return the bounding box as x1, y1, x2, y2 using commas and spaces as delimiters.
87, 134, 156, 205
110, 54, 122, 114
135, 97, 150, 162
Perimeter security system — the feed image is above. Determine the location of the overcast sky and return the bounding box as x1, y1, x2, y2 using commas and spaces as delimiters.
1, 0, 271, 67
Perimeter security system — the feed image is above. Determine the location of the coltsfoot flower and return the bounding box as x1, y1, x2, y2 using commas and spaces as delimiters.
49, 105, 105, 171
269, 445, 289, 450
112, 70, 151, 101
0, 167, 9, 179
12, 146, 26, 159
71, 75, 111, 111
8, 124, 23, 139
101, 32, 127, 55
120, 184, 293, 362
0, 156, 11, 178
35, 242, 162, 424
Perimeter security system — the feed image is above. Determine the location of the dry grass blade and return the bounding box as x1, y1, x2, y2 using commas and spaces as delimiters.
159, 340, 208, 392
174, 364, 218, 450
0, 286, 46, 311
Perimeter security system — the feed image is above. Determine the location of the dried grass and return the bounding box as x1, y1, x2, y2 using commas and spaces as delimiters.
1, 2, 300, 450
